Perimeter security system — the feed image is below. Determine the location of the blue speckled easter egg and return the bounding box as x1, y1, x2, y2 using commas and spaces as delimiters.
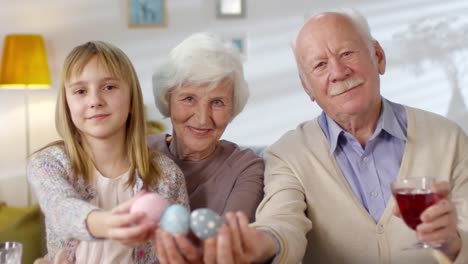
190, 208, 223, 240
160, 204, 190, 235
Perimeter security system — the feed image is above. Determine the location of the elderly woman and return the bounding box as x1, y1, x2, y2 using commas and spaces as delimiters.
149, 32, 264, 221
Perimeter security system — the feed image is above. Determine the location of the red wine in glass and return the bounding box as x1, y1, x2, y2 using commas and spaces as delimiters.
394, 188, 438, 230
391, 177, 441, 250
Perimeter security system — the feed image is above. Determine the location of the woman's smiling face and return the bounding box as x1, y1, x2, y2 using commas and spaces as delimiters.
169, 79, 234, 160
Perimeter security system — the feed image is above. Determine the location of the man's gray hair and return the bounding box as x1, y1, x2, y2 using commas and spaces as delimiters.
152, 32, 249, 119
291, 8, 375, 55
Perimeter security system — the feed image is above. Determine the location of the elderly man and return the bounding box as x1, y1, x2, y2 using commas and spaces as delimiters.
204, 9, 468, 264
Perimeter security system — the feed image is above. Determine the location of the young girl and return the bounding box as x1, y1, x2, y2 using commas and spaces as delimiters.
27, 41, 189, 263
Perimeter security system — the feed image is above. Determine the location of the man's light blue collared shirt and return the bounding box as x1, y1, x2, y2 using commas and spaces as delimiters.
318, 98, 408, 223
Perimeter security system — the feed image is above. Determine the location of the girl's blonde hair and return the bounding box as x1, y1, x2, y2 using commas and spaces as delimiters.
50, 41, 161, 186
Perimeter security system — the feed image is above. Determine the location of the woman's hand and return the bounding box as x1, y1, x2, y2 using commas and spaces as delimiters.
151, 211, 278, 263
152, 229, 203, 264
86, 191, 156, 247
203, 211, 277, 264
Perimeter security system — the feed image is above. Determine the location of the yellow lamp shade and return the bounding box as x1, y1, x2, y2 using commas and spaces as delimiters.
0, 34, 51, 89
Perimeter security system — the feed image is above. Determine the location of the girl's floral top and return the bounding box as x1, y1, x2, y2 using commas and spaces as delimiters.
27, 145, 189, 263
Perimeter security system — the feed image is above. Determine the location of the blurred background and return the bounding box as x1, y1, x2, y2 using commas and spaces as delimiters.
1, 0, 468, 206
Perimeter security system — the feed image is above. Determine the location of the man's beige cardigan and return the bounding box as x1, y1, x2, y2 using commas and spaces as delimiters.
254, 106, 468, 264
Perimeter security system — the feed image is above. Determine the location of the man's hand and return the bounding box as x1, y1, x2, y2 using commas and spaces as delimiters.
418, 182, 461, 261
393, 181, 461, 260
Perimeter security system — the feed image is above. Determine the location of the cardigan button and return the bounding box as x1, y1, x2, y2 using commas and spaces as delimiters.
376, 224, 385, 234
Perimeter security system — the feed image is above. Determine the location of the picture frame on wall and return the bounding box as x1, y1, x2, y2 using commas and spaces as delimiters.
217, 0, 246, 18
128, 0, 167, 27
224, 34, 247, 60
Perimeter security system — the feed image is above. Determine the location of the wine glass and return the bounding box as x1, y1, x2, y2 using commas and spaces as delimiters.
0, 242, 22, 264
391, 177, 440, 249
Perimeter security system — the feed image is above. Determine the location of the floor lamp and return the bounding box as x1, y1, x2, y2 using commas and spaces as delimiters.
0, 34, 51, 206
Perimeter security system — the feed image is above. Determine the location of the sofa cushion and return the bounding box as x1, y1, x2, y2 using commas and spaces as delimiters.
0, 202, 43, 264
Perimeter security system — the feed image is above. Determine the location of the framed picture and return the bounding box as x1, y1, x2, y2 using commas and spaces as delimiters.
217, 0, 246, 18
224, 34, 247, 59
128, 0, 167, 27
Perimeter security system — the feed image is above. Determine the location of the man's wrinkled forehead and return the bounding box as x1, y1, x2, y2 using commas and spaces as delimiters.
301, 12, 357, 38
296, 14, 363, 52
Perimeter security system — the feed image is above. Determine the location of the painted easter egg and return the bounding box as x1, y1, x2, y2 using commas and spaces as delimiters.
130, 193, 169, 223
190, 208, 223, 240
160, 204, 190, 235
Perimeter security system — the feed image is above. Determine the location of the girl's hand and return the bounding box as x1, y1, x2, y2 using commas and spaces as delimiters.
33, 249, 72, 264
87, 191, 156, 246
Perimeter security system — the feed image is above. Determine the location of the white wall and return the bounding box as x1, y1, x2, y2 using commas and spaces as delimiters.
1, 0, 468, 206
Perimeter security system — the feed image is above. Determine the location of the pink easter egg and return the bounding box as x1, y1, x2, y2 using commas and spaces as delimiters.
130, 193, 170, 223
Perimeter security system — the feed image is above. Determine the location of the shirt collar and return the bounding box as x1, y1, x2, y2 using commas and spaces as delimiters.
323, 98, 407, 153
324, 114, 343, 153
381, 98, 407, 141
